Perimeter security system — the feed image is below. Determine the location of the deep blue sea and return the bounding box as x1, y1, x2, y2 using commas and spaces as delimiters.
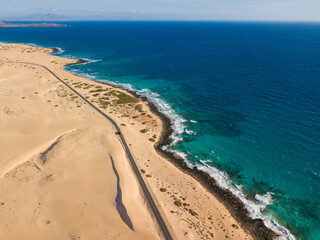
1, 21, 319, 239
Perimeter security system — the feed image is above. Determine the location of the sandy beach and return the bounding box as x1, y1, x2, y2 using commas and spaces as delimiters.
0, 42, 264, 239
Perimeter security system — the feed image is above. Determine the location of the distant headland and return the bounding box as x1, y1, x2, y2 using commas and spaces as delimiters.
0, 21, 67, 27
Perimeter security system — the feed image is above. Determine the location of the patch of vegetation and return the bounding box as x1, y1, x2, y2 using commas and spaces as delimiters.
146, 174, 152, 178
121, 123, 126, 126
160, 188, 167, 192
99, 104, 109, 109
140, 129, 148, 133
92, 93, 100, 97
232, 224, 239, 229
98, 97, 110, 109
149, 138, 156, 142
34, 92, 39, 94
110, 91, 139, 104
89, 88, 106, 93
188, 209, 198, 216
141, 169, 146, 174
135, 104, 143, 112
174, 200, 182, 207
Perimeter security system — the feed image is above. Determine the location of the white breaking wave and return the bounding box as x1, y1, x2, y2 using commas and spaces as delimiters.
138, 88, 187, 145
67, 69, 96, 79
198, 160, 295, 240
190, 119, 198, 123
186, 129, 197, 135
77, 58, 102, 65
255, 192, 274, 207
54, 47, 65, 54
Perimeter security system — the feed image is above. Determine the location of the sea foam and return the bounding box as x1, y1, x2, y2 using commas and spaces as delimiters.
77, 58, 102, 65
53, 47, 65, 54
198, 160, 295, 240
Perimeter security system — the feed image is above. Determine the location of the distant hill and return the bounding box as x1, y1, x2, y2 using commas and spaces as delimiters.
0, 21, 67, 27
5, 13, 77, 21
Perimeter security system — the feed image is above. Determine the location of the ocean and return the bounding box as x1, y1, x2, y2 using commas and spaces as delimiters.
1, 21, 319, 239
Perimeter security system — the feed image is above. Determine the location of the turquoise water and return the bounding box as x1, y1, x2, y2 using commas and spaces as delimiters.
1, 22, 319, 239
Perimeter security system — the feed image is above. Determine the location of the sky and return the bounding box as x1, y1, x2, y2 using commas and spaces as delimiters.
0, 0, 320, 21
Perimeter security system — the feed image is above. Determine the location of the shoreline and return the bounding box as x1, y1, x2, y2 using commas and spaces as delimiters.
96, 81, 278, 240
60, 56, 279, 239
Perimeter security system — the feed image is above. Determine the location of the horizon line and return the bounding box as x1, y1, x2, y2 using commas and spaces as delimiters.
2, 19, 320, 23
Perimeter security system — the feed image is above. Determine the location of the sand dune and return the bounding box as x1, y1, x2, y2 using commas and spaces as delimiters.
0, 47, 159, 239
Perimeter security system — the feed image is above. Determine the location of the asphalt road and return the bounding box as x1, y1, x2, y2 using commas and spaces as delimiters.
8, 61, 173, 240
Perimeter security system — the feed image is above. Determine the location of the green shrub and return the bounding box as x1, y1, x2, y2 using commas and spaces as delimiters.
140, 129, 148, 133
232, 224, 239, 229
189, 209, 198, 216
135, 104, 143, 112
174, 200, 182, 207
113, 92, 139, 104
